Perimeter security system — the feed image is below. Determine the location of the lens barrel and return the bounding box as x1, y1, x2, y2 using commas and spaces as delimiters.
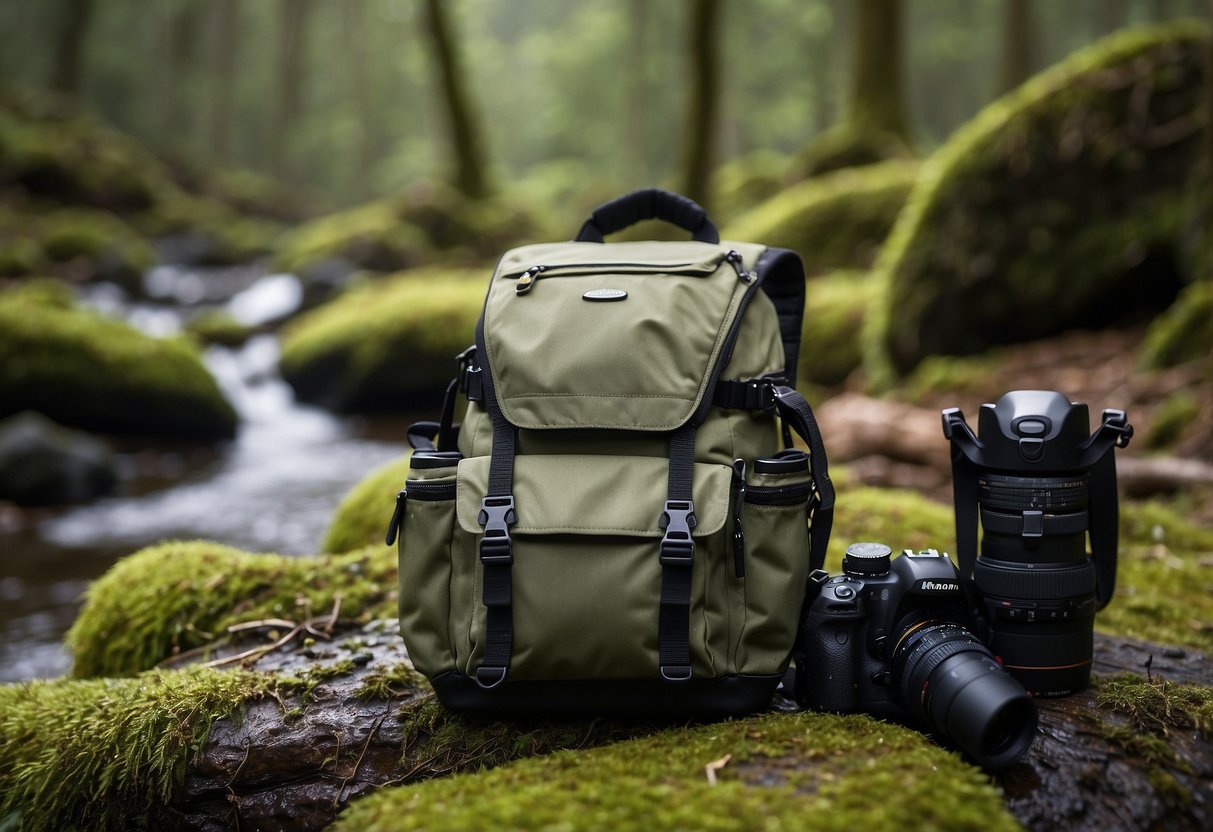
975, 472, 1097, 696
891, 619, 1037, 771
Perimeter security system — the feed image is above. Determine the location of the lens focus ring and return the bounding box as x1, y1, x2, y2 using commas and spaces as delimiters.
975, 557, 1096, 600
979, 473, 1089, 513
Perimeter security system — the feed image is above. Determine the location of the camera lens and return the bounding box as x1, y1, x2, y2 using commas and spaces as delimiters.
976, 472, 1097, 695
891, 617, 1037, 771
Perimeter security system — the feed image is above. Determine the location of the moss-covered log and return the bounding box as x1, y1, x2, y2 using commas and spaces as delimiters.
278, 269, 485, 411
723, 161, 917, 275
0, 282, 237, 440
866, 23, 1211, 382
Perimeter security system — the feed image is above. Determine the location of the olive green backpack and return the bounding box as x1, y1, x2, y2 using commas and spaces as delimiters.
386, 189, 835, 715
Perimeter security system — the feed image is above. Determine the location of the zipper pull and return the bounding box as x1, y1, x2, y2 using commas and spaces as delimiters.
731, 459, 746, 577
515, 265, 546, 295
725, 250, 755, 284
385, 489, 406, 546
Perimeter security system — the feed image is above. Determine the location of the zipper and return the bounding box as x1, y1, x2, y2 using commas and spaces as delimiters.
512, 251, 748, 295
744, 480, 815, 506
384, 480, 457, 546
731, 459, 747, 578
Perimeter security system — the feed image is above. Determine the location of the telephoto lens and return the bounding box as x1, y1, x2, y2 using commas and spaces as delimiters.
943, 391, 1133, 696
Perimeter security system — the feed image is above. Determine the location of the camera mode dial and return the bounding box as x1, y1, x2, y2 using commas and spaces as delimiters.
844, 542, 892, 576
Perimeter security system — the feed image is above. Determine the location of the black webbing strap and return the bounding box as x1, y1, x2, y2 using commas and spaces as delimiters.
658, 423, 698, 681
712, 378, 778, 412
772, 386, 835, 571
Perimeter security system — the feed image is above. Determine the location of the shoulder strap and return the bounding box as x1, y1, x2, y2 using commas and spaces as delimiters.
773, 386, 834, 570
754, 248, 806, 384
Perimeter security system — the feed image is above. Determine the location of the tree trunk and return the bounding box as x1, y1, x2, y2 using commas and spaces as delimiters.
208, 0, 238, 161
162, 0, 201, 144
342, 0, 376, 198
680, 0, 723, 208
153, 627, 1212, 830
274, 0, 311, 181
999, 0, 1036, 94
421, 0, 490, 199
849, 0, 910, 141
1099, 0, 1130, 34
51, 0, 94, 96
625, 0, 651, 185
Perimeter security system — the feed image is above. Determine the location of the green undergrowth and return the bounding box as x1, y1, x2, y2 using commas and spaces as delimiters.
865, 22, 1211, 384
799, 270, 880, 387
335, 710, 1017, 832
66, 540, 397, 678
0, 668, 271, 831
324, 454, 411, 552
279, 268, 485, 410
792, 123, 916, 179
1145, 391, 1202, 449
724, 161, 918, 275
0, 280, 237, 439
1097, 673, 1213, 735
1139, 280, 1213, 370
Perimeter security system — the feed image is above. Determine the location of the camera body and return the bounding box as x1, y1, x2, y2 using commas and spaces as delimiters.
796, 543, 1038, 770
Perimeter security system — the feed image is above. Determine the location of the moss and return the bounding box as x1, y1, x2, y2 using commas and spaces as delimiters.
865, 23, 1211, 384
323, 455, 410, 552
183, 309, 257, 348
1139, 280, 1213, 370
66, 541, 398, 678
275, 182, 539, 275
0, 282, 237, 439
724, 161, 918, 275
799, 270, 881, 387
710, 150, 791, 223
276, 658, 358, 704
0, 667, 272, 831
0, 205, 154, 283
1145, 391, 1202, 449
1096, 674, 1213, 735
336, 711, 1016, 832
279, 269, 485, 411
354, 662, 425, 701
792, 123, 915, 179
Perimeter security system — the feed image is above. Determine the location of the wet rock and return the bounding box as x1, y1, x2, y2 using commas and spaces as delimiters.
0, 411, 116, 506
294, 257, 360, 310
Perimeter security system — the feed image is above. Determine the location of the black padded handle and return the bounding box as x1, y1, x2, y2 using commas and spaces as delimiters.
575, 188, 720, 243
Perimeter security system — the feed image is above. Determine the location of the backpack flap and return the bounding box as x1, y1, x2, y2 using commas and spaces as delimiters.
480, 240, 770, 431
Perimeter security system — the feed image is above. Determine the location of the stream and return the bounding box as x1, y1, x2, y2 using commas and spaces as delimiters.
0, 263, 412, 682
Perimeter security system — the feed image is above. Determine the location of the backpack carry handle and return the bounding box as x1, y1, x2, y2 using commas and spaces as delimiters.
575, 188, 721, 244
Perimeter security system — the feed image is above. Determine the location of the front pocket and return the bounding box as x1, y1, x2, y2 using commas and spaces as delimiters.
453, 454, 734, 681
735, 453, 814, 676
396, 454, 461, 677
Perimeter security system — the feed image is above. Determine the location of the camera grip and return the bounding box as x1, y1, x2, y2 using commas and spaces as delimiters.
799, 594, 863, 711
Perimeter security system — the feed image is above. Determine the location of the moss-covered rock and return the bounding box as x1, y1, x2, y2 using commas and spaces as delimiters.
0, 205, 154, 285
335, 710, 1017, 832
709, 149, 791, 223
866, 23, 1211, 382
799, 270, 881, 387
323, 455, 410, 553
1145, 391, 1202, 449
278, 268, 485, 411
0, 282, 237, 439
725, 162, 918, 275
791, 123, 915, 179
182, 309, 257, 348
275, 182, 539, 275
66, 540, 397, 678
1139, 280, 1213, 370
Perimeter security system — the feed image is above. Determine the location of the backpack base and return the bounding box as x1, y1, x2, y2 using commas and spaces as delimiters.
430, 672, 784, 717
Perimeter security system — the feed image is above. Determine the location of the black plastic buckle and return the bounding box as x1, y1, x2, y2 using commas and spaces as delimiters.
478, 495, 516, 565
658, 499, 697, 566
456, 346, 484, 402
746, 379, 777, 411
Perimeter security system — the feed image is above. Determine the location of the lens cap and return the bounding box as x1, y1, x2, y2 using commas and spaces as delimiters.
843, 542, 893, 576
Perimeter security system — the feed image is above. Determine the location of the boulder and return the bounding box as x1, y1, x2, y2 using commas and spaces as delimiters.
799, 270, 881, 387
866, 23, 1211, 381
0, 411, 116, 505
0, 281, 238, 440
322, 455, 409, 553
278, 269, 485, 411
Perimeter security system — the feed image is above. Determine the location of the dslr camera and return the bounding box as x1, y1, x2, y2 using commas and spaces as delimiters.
795, 543, 1038, 771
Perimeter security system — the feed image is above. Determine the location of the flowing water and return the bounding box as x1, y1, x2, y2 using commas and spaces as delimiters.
0, 264, 412, 682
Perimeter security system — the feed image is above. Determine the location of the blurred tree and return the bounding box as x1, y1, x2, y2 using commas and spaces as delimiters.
681, 0, 723, 206
422, 0, 490, 198
162, 0, 201, 142
275, 0, 312, 180
850, 0, 910, 141
999, 0, 1036, 93
51, 0, 93, 95
342, 0, 375, 196
627, 0, 651, 183
208, 0, 237, 161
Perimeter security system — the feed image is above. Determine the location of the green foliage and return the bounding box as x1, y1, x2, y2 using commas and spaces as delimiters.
1139, 280, 1213, 370
279, 269, 485, 411
725, 161, 918, 275
66, 541, 398, 678
0, 668, 272, 832
0, 282, 237, 439
1145, 392, 1202, 449
335, 710, 1018, 832
323, 455, 410, 553
865, 23, 1211, 384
